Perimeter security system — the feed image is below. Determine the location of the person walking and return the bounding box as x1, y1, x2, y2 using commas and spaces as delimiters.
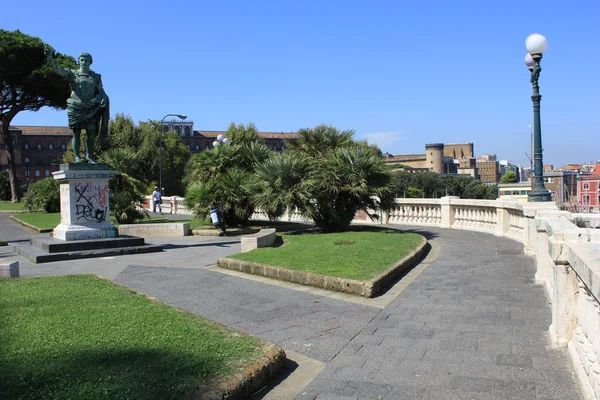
152, 187, 162, 214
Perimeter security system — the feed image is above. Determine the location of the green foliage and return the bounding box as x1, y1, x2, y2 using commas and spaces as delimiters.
103, 115, 190, 196
390, 171, 497, 199
570, 217, 586, 228
225, 122, 263, 145
184, 128, 271, 226
500, 171, 518, 184
0, 171, 10, 201
485, 184, 498, 200
250, 152, 308, 221
252, 124, 394, 232
21, 178, 60, 213
406, 187, 423, 198
100, 148, 147, 224
0, 29, 76, 201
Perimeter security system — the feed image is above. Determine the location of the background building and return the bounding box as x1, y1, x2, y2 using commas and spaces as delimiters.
497, 182, 531, 202
476, 160, 499, 184
499, 160, 521, 182
384, 142, 478, 178
0, 124, 297, 185
578, 164, 600, 213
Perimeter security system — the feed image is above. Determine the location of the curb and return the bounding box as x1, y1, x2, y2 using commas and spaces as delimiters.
217, 236, 429, 298
186, 344, 287, 400
8, 215, 54, 233
192, 227, 260, 237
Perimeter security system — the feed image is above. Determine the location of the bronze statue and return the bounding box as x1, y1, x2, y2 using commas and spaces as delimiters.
45, 46, 109, 163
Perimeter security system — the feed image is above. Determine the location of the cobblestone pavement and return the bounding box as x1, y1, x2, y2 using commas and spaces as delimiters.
6, 218, 583, 399
296, 227, 583, 400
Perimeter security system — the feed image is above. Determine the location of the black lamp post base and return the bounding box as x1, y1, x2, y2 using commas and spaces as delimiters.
528, 189, 552, 202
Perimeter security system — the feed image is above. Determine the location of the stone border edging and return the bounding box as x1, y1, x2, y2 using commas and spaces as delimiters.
217, 235, 429, 298
8, 215, 53, 233
192, 227, 260, 237
187, 344, 287, 400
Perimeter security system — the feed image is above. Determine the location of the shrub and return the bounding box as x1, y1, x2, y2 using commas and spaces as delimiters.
570, 217, 586, 228
21, 178, 60, 213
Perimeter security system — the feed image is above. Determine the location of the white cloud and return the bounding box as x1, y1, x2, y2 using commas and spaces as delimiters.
361, 130, 403, 152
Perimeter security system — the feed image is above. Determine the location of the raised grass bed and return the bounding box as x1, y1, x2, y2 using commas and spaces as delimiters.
219, 227, 428, 297
0, 275, 285, 399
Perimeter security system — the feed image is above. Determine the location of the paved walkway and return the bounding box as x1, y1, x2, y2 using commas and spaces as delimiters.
0, 215, 583, 399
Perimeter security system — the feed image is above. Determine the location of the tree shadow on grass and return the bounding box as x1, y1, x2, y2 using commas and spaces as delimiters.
0, 348, 244, 400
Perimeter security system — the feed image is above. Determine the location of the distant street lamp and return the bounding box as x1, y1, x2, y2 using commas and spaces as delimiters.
159, 114, 187, 196
24, 158, 30, 191
525, 33, 552, 202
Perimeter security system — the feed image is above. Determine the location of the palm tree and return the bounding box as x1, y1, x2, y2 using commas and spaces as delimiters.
184, 140, 271, 226
253, 125, 395, 232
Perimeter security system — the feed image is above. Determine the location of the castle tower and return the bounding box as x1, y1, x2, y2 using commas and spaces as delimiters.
425, 143, 444, 174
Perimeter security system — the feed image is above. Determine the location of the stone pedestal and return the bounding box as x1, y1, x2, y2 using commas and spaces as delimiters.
52, 163, 117, 241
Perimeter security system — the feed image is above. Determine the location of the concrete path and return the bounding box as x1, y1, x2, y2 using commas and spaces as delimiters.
1, 216, 583, 399
0, 214, 38, 243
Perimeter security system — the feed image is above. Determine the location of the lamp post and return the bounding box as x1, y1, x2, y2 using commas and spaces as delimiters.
159, 114, 187, 197
24, 158, 30, 191
525, 33, 552, 202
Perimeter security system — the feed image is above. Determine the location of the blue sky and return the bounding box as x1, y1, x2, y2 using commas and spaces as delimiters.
6, 0, 599, 168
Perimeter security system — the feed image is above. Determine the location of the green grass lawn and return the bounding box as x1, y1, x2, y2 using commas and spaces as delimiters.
0, 275, 264, 400
230, 227, 424, 281
0, 201, 27, 211
12, 212, 60, 229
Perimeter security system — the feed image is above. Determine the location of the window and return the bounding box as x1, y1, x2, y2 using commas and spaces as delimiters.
25, 169, 30, 177
24, 144, 29, 150
195, 145, 200, 151
584, 183, 589, 190
184, 126, 192, 137
48, 144, 54, 150
36, 144, 42, 151
520, 190, 528, 195
35, 170, 40, 177
60, 143, 67, 150
583, 195, 590, 205
45, 170, 50, 177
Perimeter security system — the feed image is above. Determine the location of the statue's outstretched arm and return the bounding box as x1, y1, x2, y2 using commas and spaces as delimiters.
44, 45, 68, 78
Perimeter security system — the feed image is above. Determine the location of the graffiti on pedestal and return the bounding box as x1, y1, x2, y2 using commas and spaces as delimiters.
75, 182, 109, 222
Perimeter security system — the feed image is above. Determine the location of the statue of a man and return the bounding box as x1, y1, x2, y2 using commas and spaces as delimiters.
45, 46, 110, 163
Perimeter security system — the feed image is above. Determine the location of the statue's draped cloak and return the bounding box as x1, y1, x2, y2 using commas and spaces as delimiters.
65, 69, 109, 141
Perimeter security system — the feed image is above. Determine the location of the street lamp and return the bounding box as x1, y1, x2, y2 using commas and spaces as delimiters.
159, 113, 187, 196
525, 33, 552, 202
24, 158, 30, 191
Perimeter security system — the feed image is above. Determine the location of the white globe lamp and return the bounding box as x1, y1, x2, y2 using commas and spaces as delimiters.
525, 33, 547, 54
